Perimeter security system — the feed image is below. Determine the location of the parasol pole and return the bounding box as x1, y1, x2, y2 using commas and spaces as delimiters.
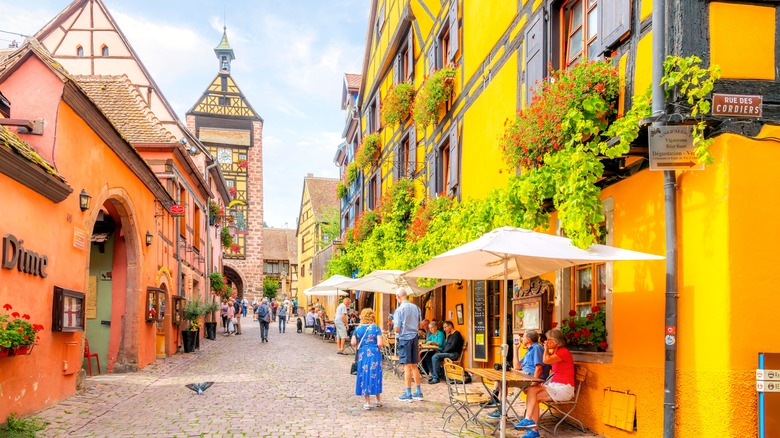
499, 256, 509, 438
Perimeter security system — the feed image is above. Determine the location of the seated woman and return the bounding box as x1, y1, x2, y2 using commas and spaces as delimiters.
514, 328, 575, 438
420, 321, 445, 374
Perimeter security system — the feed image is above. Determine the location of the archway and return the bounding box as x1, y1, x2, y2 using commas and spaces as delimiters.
223, 264, 246, 300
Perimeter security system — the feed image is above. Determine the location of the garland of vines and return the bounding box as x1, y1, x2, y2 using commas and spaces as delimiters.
328, 56, 719, 280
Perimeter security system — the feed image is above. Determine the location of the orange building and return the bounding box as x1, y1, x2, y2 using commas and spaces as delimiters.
0, 41, 175, 419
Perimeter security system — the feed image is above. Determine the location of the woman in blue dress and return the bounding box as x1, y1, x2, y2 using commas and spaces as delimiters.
351, 307, 384, 410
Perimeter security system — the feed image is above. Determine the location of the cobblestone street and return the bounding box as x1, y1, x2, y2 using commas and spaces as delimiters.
36, 321, 597, 437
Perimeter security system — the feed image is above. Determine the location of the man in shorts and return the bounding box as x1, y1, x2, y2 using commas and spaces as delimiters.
334, 297, 351, 354
393, 288, 423, 402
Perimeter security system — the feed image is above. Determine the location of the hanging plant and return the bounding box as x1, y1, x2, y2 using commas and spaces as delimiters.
336, 181, 348, 199
413, 67, 456, 128
207, 200, 223, 226
345, 161, 358, 184
220, 227, 233, 247
381, 83, 415, 126
355, 133, 381, 169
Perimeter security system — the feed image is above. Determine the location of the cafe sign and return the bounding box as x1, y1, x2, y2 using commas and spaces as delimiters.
712, 93, 762, 118
2, 233, 48, 278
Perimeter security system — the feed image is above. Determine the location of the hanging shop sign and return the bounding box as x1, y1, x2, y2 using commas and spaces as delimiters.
712, 94, 762, 118
648, 125, 705, 171
2, 233, 48, 278
170, 204, 185, 217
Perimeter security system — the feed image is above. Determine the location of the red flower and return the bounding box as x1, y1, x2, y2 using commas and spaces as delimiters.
568, 321, 577, 329
551, 321, 558, 328
568, 310, 577, 317
3, 304, 11, 310
24, 335, 29, 340
17, 328, 22, 334
11, 312, 19, 318
573, 331, 581, 338
599, 341, 609, 350
582, 329, 591, 338
592, 306, 601, 313
586, 313, 593, 319
22, 314, 30, 320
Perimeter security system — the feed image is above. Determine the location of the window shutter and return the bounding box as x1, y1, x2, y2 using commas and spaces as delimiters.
427, 150, 437, 197
393, 144, 401, 181
448, 0, 459, 63
600, 0, 631, 51
408, 126, 416, 177
394, 55, 402, 85
427, 44, 436, 75
448, 125, 459, 191
407, 30, 415, 81
525, 15, 545, 105
376, 173, 382, 205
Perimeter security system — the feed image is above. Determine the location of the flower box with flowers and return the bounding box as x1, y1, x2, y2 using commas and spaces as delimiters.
555, 306, 608, 352
1, 303, 44, 357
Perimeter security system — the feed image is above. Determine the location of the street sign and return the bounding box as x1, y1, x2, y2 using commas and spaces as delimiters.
712, 93, 762, 118
648, 125, 705, 171
170, 204, 185, 216
757, 369, 780, 381
757, 381, 780, 393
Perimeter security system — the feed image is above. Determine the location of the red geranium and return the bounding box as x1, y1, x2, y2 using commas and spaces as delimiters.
11, 312, 19, 318
568, 321, 577, 329
592, 306, 601, 313
3, 304, 11, 310
568, 310, 577, 317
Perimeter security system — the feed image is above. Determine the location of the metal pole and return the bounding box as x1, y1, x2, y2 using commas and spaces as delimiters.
499, 257, 508, 438
652, 1, 679, 437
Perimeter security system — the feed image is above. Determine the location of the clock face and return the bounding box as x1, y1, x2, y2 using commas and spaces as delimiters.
218, 149, 232, 164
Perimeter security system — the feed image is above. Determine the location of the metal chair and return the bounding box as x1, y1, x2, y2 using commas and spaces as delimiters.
539, 366, 588, 435
381, 335, 403, 380
442, 361, 492, 436
83, 339, 100, 377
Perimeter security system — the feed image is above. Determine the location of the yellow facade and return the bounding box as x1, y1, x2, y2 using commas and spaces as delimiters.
353, 2, 780, 436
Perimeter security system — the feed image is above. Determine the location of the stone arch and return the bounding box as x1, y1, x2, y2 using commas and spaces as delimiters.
223, 263, 247, 300
84, 186, 143, 373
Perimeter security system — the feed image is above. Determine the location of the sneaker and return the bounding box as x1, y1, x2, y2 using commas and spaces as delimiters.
412, 391, 424, 401
374, 402, 383, 408
521, 430, 540, 438
398, 393, 413, 402
363, 403, 372, 410
487, 410, 502, 419
428, 378, 440, 385
481, 400, 498, 407
514, 418, 536, 429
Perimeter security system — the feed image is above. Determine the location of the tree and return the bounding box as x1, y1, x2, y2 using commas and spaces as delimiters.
262, 277, 280, 300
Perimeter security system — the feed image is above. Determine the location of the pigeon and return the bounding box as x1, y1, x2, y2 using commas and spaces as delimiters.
185, 382, 214, 395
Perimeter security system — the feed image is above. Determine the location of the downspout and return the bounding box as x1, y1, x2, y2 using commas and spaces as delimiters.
204, 162, 219, 282
175, 176, 182, 299
652, 1, 678, 437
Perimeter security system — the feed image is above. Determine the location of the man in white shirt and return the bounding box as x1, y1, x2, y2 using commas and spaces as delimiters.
334, 297, 351, 354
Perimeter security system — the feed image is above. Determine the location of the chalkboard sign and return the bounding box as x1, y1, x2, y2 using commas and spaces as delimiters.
472, 280, 488, 362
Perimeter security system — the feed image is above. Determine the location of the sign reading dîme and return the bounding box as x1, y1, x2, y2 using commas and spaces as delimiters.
2, 234, 49, 278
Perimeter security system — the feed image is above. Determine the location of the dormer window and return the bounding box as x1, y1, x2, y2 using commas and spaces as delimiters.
101, 45, 109, 57
76, 45, 84, 57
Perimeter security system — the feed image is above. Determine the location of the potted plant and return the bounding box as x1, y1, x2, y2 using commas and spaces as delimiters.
355, 133, 381, 169
202, 300, 220, 340
345, 161, 358, 184
210, 272, 231, 301
208, 200, 223, 227
381, 82, 415, 126
0, 304, 43, 357
336, 181, 348, 199
181, 298, 204, 353
220, 227, 233, 248
556, 306, 608, 351
413, 66, 456, 128
236, 159, 248, 170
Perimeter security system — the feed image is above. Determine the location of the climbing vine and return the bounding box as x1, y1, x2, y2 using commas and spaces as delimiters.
413, 67, 456, 128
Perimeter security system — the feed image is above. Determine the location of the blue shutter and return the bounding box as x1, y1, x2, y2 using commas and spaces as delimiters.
393, 55, 400, 85
427, 43, 436, 75
448, 124, 459, 191
600, 0, 631, 51
408, 126, 416, 177
525, 15, 545, 105
448, 0, 459, 63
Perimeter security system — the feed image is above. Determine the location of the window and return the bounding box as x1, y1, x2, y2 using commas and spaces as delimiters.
367, 173, 381, 210
563, 0, 599, 67
76, 45, 84, 57
218, 96, 231, 106
429, 0, 459, 74
429, 125, 459, 196
487, 280, 502, 338
394, 29, 414, 85
193, 203, 201, 251
572, 263, 607, 316
367, 94, 380, 132
101, 45, 109, 57
395, 131, 413, 181
301, 264, 306, 277
264, 262, 280, 274
374, 2, 385, 43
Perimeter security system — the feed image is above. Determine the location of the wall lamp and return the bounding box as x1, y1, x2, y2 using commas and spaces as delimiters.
79, 189, 91, 211
145, 231, 153, 246
455, 280, 463, 290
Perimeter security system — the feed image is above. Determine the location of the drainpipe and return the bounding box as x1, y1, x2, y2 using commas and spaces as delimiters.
175, 178, 183, 299
204, 162, 219, 282
652, 1, 678, 437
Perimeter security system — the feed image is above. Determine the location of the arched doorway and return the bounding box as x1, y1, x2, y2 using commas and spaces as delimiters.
84, 191, 142, 374
223, 264, 246, 300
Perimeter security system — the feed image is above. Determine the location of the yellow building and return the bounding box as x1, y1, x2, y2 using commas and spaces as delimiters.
350, 1, 780, 436
296, 175, 340, 316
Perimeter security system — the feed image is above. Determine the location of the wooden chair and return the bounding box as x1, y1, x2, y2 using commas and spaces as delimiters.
442, 361, 492, 436
539, 366, 588, 435
83, 339, 100, 377
450, 341, 468, 366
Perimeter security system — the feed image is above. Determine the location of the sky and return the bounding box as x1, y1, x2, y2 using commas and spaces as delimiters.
0, 0, 369, 229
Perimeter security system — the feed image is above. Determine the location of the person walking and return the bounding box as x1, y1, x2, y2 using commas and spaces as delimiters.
226, 299, 236, 336
351, 308, 383, 410
234, 301, 243, 335
241, 297, 248, 317
220, 301, 229, 334
256, 298, 271, 342
334, 297, 351, 354
393, 288, 423, 402
251, 297, 258, 321
293, 299, 298, 316
278, 301, 288, 333
270, 299, 278, 322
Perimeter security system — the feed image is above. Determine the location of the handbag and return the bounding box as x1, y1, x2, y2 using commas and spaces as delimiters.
350, 325, 370, 375
231, 317, 238, 324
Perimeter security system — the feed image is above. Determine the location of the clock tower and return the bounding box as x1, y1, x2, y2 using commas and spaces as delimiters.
186, 28, 264, 298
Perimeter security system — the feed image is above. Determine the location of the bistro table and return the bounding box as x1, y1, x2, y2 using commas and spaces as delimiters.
465, 367, 544, 423
417, 343, 440, 376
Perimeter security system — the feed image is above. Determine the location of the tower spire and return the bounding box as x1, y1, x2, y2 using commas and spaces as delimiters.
214, 27, 235, 73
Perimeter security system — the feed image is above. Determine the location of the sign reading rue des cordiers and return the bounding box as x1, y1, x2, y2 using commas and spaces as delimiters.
712, 93, 762, 118
2, 233, 48, 278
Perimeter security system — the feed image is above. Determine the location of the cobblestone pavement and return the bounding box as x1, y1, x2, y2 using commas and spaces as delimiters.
36, 320, 599, 437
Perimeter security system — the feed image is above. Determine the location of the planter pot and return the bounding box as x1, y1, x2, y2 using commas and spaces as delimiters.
205, 322, 217, 340
181, 330, 197, 353
568, 344, 598, 352
13, 344, 34, 356
0, 346, 11, 357
195, 328, 201, 349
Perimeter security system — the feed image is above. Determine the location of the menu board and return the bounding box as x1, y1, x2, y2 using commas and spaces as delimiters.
472, 280, 487, 362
